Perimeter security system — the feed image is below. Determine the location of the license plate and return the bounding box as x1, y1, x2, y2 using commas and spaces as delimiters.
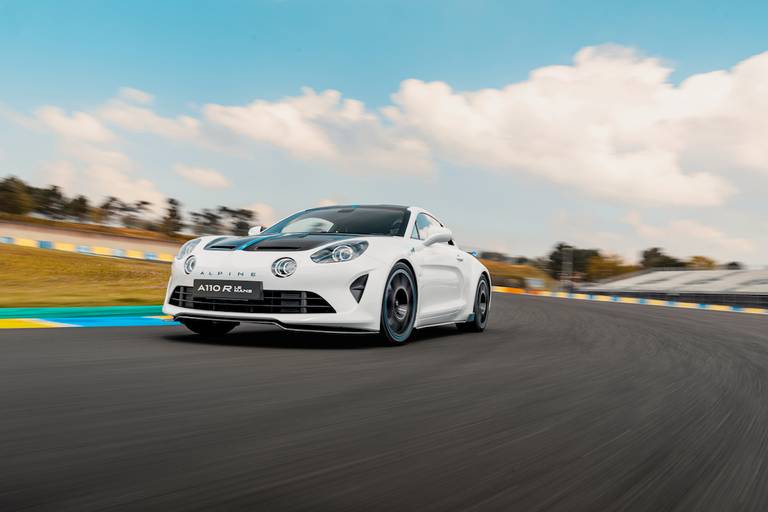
192, 280, 263, 300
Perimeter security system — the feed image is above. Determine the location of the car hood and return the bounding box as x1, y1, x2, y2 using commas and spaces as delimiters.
204, 233, 360, 252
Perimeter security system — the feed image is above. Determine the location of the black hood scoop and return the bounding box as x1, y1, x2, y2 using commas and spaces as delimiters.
243, 233, 356, 251
204, 237, 252, 250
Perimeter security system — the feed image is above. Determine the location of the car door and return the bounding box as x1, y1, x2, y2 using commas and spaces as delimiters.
410, 213, 465, 323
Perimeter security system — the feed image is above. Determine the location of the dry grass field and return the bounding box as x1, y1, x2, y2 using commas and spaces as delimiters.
0, 214, 191, 243
478, 259, 555, 289
0, 244, 169, 307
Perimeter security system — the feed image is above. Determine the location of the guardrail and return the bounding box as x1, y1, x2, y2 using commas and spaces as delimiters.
576, 290, 768, 309
0, 236, 175, 262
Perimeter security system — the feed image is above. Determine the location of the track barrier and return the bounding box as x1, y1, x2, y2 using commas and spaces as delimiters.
492, 287, 768, 316
0, 236, 175, 262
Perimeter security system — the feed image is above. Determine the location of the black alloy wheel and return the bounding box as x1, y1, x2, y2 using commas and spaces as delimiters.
380, 263, 417, 345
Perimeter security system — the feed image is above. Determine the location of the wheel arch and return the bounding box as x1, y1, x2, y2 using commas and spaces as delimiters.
459, 261, 491, 319
480, 269, 492, 307
480, 269, 493, 292
391, 257, 421, 317
395, 258, 417, 282
395, 257, 420, 292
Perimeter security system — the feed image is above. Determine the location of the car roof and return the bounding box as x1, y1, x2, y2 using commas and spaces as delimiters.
304, 204, 411, 210
304, 204, 436, 218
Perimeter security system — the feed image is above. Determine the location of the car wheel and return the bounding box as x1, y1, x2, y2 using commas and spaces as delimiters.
380, 262, 417, 345
180, 319, 238, 336
458, 275, 490, 332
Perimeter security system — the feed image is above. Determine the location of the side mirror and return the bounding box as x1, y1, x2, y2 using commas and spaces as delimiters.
248, 225, 265, 236
423, 227, 452, 247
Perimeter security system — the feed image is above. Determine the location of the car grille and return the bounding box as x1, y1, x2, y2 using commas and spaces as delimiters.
169, 286, 336, 314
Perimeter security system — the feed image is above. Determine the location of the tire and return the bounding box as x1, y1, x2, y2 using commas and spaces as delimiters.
457, 275, 490, 332
380, 262, 418, 345
180, 318, 238, 336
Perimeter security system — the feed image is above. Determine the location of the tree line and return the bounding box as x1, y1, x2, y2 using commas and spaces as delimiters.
543, 243, 742, 282
482, 243, 741, 283
1, 174, 741, 280
0, 175, 256, 236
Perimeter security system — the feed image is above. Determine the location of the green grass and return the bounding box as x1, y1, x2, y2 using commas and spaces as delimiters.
0, 244, 170, 307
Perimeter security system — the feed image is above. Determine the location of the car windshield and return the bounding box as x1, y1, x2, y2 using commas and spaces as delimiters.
262, 206, 410, 237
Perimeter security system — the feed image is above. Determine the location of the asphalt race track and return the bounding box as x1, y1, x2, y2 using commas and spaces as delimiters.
2, 294, 768, 511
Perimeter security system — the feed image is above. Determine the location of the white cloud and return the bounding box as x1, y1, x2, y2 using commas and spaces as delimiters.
0, 104, 38, 130
174, 164, 231, 189
42, 145, 166, 212
204, 87, 433, 174
11, 93, 169, 211
43, 160, 78, 194
384, 45, 748, 206
84, 165, 166, 211
10, 45, 768, 214
35, 106, 115, 142
246, 202, 277, 227
64, 143, 132, 169
99, 98, 200, 139
197, 46, 768, 205
625, 212, 754, 257
118, 87, 154, 105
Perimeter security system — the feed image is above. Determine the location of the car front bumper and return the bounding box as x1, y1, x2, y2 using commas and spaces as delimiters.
162, 250, 388, 332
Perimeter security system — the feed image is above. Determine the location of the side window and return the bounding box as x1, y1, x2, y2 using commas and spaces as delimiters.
413, 213, 442, 241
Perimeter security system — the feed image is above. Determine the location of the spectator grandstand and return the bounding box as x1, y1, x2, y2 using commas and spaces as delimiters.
578, 269, 768, 308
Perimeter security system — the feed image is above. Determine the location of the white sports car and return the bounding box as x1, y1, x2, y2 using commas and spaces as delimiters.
163, 205, 491, 344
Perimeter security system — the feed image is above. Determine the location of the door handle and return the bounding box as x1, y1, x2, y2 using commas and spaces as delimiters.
456, 254, 464, 262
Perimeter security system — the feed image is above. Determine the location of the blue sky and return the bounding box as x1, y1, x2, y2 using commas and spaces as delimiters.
1, 0, 767, 263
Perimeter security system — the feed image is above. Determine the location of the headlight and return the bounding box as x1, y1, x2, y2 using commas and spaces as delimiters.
176, 238, 201, 260
311, 241, 368, 263
184, 255, 196, 274
272, 257, 297, 278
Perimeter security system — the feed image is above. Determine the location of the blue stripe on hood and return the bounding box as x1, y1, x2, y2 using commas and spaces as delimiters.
236, 234, 285, 250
